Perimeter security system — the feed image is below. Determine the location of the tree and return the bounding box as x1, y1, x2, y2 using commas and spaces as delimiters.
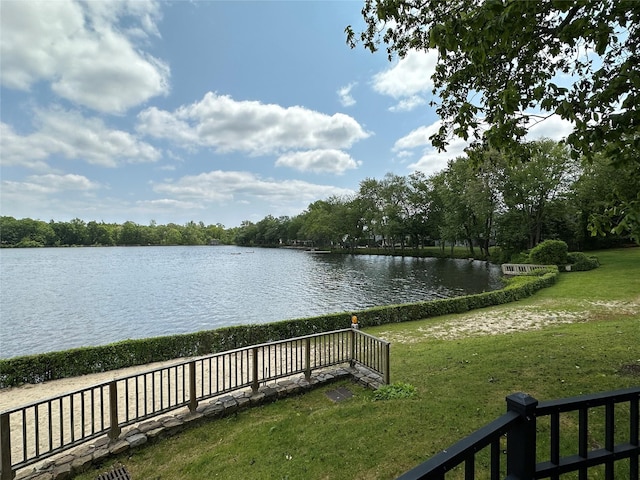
204, 223, 229, 244
50, 218, 88, 246
378, 173, 411, 250
235, 221, 258, 246
428, 169, 464, 255
406, 172, 438, 248
162, 225, 183, 245
431, 156, 499, 258
118, 221, 142, 246
87, 221, 115, 246
181, 221, 205, 245
348, 1, 640, 241
339, 196, 369, 250
255, 215, 282, 246
348, 1, 639, 165
299, 199, 344, 247
498, 140, 579, 249
0, 217, 56, 246
575, 153, 640, 245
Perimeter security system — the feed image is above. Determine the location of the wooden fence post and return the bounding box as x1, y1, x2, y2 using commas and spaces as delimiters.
108, 381, 121, 440
505, 392, 538, 480
251, 347, 259, 393
188, 361, 197, 412
350, 329, 356, 367
0, 412, 14, 480
305, 337, 311, 381
383, 342, 391, 385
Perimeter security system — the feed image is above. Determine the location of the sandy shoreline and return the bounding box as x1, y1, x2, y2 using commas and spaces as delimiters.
1, 341, 342, 468
0, 358, 188, 412
3, 298, 638, 410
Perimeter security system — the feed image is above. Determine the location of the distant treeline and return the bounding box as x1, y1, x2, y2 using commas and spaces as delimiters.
0, 217, 235, 247
1, 140, 636, 257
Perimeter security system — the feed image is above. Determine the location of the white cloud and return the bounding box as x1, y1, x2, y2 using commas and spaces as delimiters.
408, 138, 468, 177
0, 123, 52, 171
389, 95, 427, 112
0, 174, 102, 220
372, 50, 437, 111
525, 113, 574, 141
0, 0, 169, 114
397, 112, 575, 177
275, 149, 360, 174
393, 124, 439, 152
393, 121, 469, 176
153, 170, 354, 209
337, 83, 357, 107
137, 92, 370, 155
0, 109, 161, 169
24, 173, 101, 193
136, 198, 202, 211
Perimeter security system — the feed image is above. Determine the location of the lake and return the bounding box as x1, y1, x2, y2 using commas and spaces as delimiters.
0, 246, 503, 358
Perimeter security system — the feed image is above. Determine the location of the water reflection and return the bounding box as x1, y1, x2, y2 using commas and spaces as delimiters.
0, 247, 502, 358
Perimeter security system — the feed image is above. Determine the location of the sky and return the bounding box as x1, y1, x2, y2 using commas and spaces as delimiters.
0, 0, 575, 228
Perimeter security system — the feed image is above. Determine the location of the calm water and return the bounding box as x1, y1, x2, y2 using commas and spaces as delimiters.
0, 246, 502, 358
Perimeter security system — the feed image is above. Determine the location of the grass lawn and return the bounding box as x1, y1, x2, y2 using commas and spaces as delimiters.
74, 248, 639, 480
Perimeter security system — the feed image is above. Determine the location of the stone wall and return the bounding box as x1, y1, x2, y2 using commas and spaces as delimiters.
15, 365, 383, 480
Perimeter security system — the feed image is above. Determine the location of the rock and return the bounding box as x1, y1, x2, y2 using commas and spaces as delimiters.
109, 440, 130, 455
249, 392, 265, 405
138, 420, 162, 433
145, 427, 165, 439
126, 433, 148, 448
200, 403, 224, 418
52, 462, 72, 480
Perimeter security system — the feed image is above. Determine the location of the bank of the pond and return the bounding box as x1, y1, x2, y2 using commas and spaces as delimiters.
69, 248, 639, 480
0, 270, 556, 388
1, 246, 503, 359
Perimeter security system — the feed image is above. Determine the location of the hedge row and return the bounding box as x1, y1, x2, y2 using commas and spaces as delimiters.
0, 271, 557, 388
567, 252, 600, 271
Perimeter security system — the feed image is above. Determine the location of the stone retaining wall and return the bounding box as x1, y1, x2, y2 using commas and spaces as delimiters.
15, 365, 383, 480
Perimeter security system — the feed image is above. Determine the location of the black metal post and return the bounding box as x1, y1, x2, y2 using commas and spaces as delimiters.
505, 392, 538, 480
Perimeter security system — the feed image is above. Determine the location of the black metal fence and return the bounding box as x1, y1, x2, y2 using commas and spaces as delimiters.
398, 387, 639, 479
0, 328, 390, 480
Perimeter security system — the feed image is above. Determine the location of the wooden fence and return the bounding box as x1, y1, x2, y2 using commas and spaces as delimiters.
501, 263, 552, 275
0, 328, 389, 480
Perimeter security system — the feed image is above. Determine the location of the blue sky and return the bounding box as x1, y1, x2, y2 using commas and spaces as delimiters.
0, 0, 573, 228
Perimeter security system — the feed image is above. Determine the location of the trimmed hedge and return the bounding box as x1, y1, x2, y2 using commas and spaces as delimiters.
567, 252, 600, 271
529, 240, 568, 265
0, 271, 557, 388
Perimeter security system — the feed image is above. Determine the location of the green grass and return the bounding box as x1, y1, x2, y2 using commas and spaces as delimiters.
75, 248, 639, 480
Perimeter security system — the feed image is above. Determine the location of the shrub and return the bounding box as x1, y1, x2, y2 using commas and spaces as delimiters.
509, 252, 530, 264
529, 240, 568, 265
567, 252, 600, 271
373, 382, 417, 400
522, 265, 559, 276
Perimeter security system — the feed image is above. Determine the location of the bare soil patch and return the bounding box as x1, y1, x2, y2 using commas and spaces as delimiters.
376, 300, 639, 344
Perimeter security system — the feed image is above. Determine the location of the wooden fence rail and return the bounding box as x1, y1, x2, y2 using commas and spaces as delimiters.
0, 328, 389, 480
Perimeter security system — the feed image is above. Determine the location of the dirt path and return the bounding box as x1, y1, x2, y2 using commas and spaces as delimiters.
0, 358, 186, 412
